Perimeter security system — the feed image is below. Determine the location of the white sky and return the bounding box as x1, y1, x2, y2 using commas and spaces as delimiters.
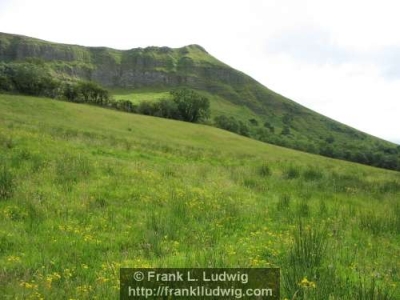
1, 0, 399, 144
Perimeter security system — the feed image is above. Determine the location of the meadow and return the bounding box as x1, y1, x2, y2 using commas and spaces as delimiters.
0, 94, 399, 299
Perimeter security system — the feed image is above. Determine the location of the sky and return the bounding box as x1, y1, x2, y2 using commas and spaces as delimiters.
1, 0, 399, 144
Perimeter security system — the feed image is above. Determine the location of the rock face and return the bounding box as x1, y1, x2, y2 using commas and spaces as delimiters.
0, 32, 299, 116
0, 32, 249, 90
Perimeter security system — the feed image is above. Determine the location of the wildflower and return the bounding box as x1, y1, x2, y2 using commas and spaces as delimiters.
7, 255, 21, 263
20, 281, 38, 289
76, 284, 93, 293
45, 272, 61, 289
64, 268, 73, 278
96, 276, 109, 283
298, 277, 316, 289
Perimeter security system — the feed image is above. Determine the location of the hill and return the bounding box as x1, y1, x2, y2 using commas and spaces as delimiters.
0, 94, 399, 299
0, 31, 399, 171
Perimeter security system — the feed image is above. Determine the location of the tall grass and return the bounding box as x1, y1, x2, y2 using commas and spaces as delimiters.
1, 95, 399, 299
0, 161, 14, 200
283, 220, 328, 298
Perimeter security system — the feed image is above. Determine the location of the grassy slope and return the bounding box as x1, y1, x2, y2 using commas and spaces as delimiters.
0, 94, 400, 299
2, 32, 398, 171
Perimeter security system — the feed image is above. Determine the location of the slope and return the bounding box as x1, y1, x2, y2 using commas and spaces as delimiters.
0, 31, 399, 171
0, 94, 399, 299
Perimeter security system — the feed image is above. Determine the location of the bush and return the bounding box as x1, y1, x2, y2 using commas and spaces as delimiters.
137, 101, 157, 116
281, 125, 291, 136
214, 115, 251, 137
3, 62, 60, 97
170, 88, 210, 122
249, 118, 258, 126
0, 64, 14, 91
238, 121, 250, 137
214, 115, 240, 133
154, 98, 182, 119
264, 121, 275, 132
136, 89, 209, 123
63, 81, 110, 105
116, 100, 137, 113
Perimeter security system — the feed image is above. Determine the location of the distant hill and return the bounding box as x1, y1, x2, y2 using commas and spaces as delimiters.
0, 31, 399, 170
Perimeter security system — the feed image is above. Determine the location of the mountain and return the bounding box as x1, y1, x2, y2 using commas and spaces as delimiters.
0, 32, 399, 170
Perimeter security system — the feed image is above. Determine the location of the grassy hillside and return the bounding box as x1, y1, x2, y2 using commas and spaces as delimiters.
0, 94, 399, 299
1, 31, 399, 172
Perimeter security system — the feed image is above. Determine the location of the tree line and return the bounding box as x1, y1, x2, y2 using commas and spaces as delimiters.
0, 61, 210, 124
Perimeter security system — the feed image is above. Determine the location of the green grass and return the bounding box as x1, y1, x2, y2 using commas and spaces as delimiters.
0, 94, 399, 299
111, 89, 170, 104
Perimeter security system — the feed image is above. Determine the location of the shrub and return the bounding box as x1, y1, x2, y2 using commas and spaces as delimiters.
264, 121, 275, 132
154, 98, 182, 120
214, 115, 240, 133
238, 121, 250, 137
137, 101, 156, 115
8, 62, 60, 97
117, 100, 137, 113
249, 118, 258, 126
281, 125, 291, 136
61, 81, 110, 105
170, 88, 210, 122
0, 64, 14, 91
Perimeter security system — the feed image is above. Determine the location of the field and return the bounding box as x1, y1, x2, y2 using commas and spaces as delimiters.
0, 94, 399, 299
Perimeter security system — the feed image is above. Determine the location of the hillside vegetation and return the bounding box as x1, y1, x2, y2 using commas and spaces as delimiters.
1, 32, 399, 171
0, 94, 399, 299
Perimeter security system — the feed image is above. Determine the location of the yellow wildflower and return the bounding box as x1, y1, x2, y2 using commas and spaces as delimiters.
299, 277, 316, 289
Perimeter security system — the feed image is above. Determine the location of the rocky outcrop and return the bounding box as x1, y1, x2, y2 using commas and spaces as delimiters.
0, 32, 287, 114
0, 32, 242, 90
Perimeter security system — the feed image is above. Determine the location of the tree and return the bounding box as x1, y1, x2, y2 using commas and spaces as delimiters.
155, 98, 182, 120
281, 125, 291, 136
264, 121, 275, 133
0, 64, 14, 92
63, 83, 80, 102
325, 135, 335, 144
238, 121, 250, 136
282, 113, 293, 125
214, 115, 240, 133
10, 63, 59, 96
249, 118, 259, 126
170, 88, 210, 122
118, 100, 136, 113
137, 101, 155, 115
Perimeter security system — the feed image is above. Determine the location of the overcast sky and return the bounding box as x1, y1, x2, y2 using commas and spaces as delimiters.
1, 0, 399, 144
